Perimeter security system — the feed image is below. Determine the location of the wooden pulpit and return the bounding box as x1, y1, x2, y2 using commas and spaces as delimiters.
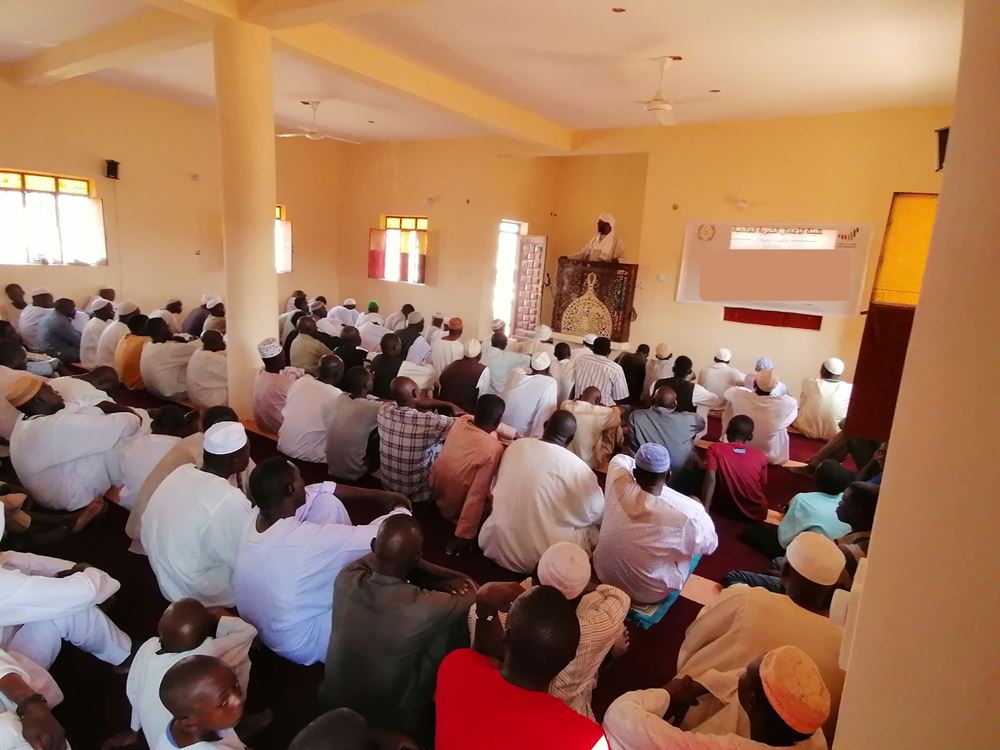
552, 259, 638, 342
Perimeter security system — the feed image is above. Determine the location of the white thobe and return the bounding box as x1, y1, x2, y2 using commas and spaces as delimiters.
570, 232, 625, 262
277, 311, 298, 342
404, 335, 432, 365
359, 322, 391, 352
127, 616, 256, 749
10, 406, 143, 511
794, 379, 853, 441
603, 674, 827, 750
96, 320, 129, 368
70, 310, 88, 335
139, 340, 200, 399
721, 387, 799, 465
479, 438, 605, 573
481, 346, 530, 394
15, 307, 47, 351
186, 349, 228, 409
277, 376, 343, 463
594, 455, 718, 604
148, 309, 181, 334
80, 317, 109, 369
327, 306, 358, 327
141, 465, 252, 607
153, 730, 244, 750
201, 314, 226, 335
698, 363, 746, 401
741, 373, 788, 397
118, 434, 182, 511
356, 312, 384, 328
551, 358, 576, 404
0, 647, 65, 750
234, 486, 411, 666
642, 358, 674, 398
677, 585, 844, 740
0, 537, 131, 670
383, 311, 407, 331
430, 338, 465, 380
498, 369, 558, 438
317, 318, 343, 339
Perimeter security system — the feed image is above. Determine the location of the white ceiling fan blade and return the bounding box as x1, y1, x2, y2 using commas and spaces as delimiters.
320, 134, 362, 145
276, 133, 307, 138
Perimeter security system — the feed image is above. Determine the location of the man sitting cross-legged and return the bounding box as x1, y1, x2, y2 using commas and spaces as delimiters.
561, 386, 624, 471
594, 444, 718, 605
319, 515, 475, 746
479, 409, 605, 573
604, 645, 830, 750
722, 368, 799, 465
251, 337, 304, 436
278, 354, 345, 463
498, 351, 559, 438
102, 599, 260, 750
139, 318, 201, 401
118, 405, 196, 512
701, 415, 770, 522
154, 655, 244, 750
141, 422, 252, 607
323, 366, 383, 481
628, 384, 705, 494
233, 458, 412, 666
436, 586, 609, 749
186, 331, 228, 410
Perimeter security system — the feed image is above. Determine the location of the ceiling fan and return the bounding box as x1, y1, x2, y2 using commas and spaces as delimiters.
637, 56, 682, 126
276, 100, 361, 144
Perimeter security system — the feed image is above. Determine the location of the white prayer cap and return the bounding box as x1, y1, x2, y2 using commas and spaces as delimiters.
308, 300, 325, 312
760, 646, 831, 735
655, 342, 672, 359
464, 339, 482, 358
786, 531, 845, 586
204, 294, 223, 309
755, 368, 780, 393
634, 442, 670, 473
87, 298, 111, 313
534, 324, 552, 341
755, 356, 774, 371
200, 294, 210, 305
823, 357, 845, 376
407, 311, 424, 325
258, 337, 282, 359
715, 347, 732, 362
530, 352, 551, 371
28, 287, 50, 297
118, 301, 139, 315
537, 542, 591, 600
432, 312, 444, 320
583, 333, 597, 346
491, 318, 505, 331
597, 213, 616, 228
166, 297, 181, 306
203, 422, 248, 456
343, 298, 357, 306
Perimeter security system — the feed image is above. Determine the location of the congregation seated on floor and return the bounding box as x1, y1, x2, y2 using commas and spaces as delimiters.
0, 280, 878, 750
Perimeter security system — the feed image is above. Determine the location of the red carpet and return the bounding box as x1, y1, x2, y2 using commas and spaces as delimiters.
12, 388, 825, 748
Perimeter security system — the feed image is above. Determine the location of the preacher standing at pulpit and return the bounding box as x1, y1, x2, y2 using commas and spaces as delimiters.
568, 213, 625, 262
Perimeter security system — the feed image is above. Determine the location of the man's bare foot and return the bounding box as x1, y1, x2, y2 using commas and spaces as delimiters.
236, 709, 274, 740
610, 628, 631, 659
72, 498, 107, 532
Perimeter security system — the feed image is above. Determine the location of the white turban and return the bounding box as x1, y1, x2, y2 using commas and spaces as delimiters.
598, 213, 616, 228
204, 294, 223, 309
537, 542, 591, 600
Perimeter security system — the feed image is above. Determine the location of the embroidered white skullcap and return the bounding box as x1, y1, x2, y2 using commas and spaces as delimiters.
755, 368, 780, 393
655, 342, 672, 358
537, 542, 591, 600
308, 300, 325, 312
87, 298, 112, 313
28, 288, 50, 297
530, 352, 551, 370
203, 422, 247, 455
715, 347, 732, 361
204, 294, 223, 309
583, 333, 597, 346
634, 442, 670, 473
760, 645, 831, 735
823, 357, 845, 376
755, 356, 774, 371
258, 337, 282, 359
597, 213, 616, 228
491, 318, 505, 331
166, 297, 181, 306
343, 298, 356, 306
406, 311, 424, 325
533, 324, 552, 341
786, 532, 845, 586
118, 302, 139, 316
464, 339, 482, 358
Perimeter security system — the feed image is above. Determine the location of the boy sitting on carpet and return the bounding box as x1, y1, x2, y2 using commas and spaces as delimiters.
154, 655, 245, 750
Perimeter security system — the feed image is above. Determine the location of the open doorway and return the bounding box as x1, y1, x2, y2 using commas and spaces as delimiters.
491, 220, 547, 338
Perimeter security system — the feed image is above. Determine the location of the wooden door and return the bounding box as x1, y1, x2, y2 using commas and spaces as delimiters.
511, 235, 546, 339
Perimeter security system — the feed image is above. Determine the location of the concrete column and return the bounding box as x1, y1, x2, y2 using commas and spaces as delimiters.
212, 19, 278, 415
833, 2, 999, 747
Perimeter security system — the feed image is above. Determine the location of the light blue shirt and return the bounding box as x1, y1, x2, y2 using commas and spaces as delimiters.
778, 491, 851, 548
37, 310, 81, 351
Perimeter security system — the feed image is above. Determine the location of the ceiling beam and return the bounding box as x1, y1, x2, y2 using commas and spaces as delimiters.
141, 0, 242, 23
7, 9, 208, 86
273, 24, 574, 151
244, 0, 424, 29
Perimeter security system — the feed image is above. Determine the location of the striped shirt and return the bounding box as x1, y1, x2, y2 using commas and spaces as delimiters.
573, 352, 629, 405
377, 403, 454, 503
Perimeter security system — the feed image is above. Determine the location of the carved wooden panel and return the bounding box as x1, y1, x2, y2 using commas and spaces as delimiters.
552, 259, 637, 342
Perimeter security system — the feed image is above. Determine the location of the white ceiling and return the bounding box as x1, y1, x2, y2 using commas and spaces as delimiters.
0, 0, 963, 140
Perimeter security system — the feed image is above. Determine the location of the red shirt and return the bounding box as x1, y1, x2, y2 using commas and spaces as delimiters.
435, 649, 608, 750
706, 441, 769, 521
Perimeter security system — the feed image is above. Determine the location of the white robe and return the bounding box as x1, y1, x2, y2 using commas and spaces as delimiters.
127, 616, 255, 749
148, 309, 181, 334
642, 358, 674, 398
80, 317, 109, 369
140, 464, 252, 607
404, 335, 431, 365
326, 306, 358, 327
10, 406, 143, 511
277, 377, 343, 463
498, 369, 558, 438
356, 312, 384, 328
359, 321, 391, 352
186, 349, 229, 409
794, 378, 853, 441
742, 373, 789, 397
479, 438, 605, 573
481, 346, 530, 394
14, 306, 47, 351
570, 231, 625, 262
698, 362, 746, 402
430, 338, 465, 380
96, 320, 129, 368
139, 340, 201, 400
721, 387, 799, 465
233, 485, 411, 666
383, 311, 407, 331
118, 434, 182, 512
0, 647, 65, 750
550, 358, 576, 404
